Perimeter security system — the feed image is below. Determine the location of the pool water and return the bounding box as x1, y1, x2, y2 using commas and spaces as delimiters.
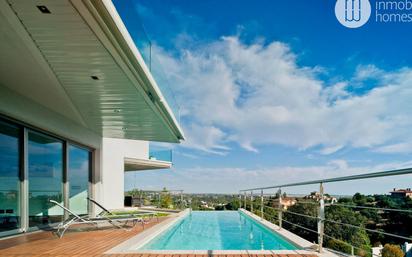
139, 211, 298, 250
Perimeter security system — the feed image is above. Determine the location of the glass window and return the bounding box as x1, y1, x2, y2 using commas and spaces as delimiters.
68, 145, 90, 215
28, 131, 63, 228
0, 121, 20, 232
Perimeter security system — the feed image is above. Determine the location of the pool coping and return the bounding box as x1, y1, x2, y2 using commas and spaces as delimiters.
106, 209, 335, 256
106, 208, 191, 254
239, 208, 314, 249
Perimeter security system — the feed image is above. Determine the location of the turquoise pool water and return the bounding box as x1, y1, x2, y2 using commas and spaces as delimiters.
140, 211, 298, 250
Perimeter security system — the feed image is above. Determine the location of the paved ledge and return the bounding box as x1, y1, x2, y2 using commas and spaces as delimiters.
240, 209, 338, 257
239, 208, 314, 249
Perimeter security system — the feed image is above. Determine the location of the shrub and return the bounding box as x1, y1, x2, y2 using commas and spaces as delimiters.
381, 244, 404, 257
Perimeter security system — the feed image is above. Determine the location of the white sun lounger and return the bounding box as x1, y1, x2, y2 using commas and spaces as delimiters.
49, 200, 144, 238
87, 197, 159, 223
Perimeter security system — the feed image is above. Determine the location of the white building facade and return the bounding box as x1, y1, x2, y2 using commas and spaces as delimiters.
0, 0, 183, 237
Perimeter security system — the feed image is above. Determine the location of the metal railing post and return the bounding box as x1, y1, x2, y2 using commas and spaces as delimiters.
260, 189, 264, 219
250, 191, 253, 212
239, 192, 242, 209
244, 191, 247, 209
318, 183, 325, 253
278, 188, 282, 228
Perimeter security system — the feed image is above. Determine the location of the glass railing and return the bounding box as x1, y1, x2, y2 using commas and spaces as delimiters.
149, 149, 172, 163
112, 0, 180, 122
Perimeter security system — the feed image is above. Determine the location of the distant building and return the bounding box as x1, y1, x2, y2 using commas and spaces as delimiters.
280, 197, 297, 210
372, 245, 383, 257
303, 192, 337, 203
390, 188, 412, 199
403, 242, 412, 257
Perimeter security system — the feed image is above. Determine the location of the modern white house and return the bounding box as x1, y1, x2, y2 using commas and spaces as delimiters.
0, 0, 184, 237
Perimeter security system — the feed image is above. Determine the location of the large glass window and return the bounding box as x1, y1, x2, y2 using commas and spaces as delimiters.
0, 121, 20, 232
68, 145, 90, 215
28, 131, 63, 228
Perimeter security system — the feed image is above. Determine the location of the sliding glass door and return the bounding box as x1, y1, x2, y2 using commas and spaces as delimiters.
28, 131, 63, 228
68, 145, 90, 215
0, 121, 20, 233
0, 117, 93, 236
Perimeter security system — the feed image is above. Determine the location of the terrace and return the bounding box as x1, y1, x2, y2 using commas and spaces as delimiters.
0, 214, 315, 257
1, 168, 410, 257
0, 0, 411, 257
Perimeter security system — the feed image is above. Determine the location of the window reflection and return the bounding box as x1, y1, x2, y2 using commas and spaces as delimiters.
28, 131, 63, 228
0, 121, 20, 232
68, 145, 90, 215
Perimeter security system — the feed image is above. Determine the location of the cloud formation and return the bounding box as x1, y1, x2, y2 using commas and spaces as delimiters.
156, 37, 412, 155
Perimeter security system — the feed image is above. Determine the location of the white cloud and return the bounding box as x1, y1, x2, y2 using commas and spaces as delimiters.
156, 37, 412, 154
375, 142, 412, 154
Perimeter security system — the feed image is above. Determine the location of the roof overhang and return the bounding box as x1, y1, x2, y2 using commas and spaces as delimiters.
124, 157, 172, 172
0, 0, 184, 143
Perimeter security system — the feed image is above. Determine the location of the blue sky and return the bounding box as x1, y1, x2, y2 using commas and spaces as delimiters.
115, 0, 412, 195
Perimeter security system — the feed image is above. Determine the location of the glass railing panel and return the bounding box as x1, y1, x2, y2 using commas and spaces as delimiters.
112, 0, 180, 122
149, 149, 172, 163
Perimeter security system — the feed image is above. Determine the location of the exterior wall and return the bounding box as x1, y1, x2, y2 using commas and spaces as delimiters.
0, 85, 104, 218
101, 138, 149, 209
0, 85, 151, 212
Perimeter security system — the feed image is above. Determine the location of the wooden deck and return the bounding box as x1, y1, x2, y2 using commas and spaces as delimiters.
0, 217, 315, 257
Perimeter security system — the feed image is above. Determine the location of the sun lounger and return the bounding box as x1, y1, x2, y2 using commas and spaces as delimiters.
87, 197, 159, 223
49, 200, 144, 238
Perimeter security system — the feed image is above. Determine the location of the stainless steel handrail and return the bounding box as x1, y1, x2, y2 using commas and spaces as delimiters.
240, 167, 412, 191
328, 203, 412, 213
238, 167, 412, 255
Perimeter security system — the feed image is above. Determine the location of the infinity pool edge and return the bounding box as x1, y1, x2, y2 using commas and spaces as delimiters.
106, 209, 328, 256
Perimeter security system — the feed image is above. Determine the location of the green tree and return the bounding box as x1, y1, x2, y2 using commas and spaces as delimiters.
381, 244, 405, 257
160, 188, 173, 209
283, 202, 371, 256
325, 205, 371, 256
283, 202, 318, 242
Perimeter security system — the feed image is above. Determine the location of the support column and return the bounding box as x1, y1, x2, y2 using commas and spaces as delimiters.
63, 141, 69, 220
318, 183, 325, 253
239, 192, 242, 209
20, 128, 28, 232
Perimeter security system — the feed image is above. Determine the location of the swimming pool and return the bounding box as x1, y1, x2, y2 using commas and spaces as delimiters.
139, 211, 299, 250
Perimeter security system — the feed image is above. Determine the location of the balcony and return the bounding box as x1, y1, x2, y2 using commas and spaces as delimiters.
149, 149, 173, 163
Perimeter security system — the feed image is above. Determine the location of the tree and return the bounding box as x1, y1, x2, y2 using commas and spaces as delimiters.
325, 205, 371, 256
225, 200, 239, 210
160, 188, 173, 209
381, 244, 404, 257
283, 202, 371, 256
283, 202, 318, 242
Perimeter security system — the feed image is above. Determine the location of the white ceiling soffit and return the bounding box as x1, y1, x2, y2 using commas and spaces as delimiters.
7, 0, 184, 143
124, 157, 172, 172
